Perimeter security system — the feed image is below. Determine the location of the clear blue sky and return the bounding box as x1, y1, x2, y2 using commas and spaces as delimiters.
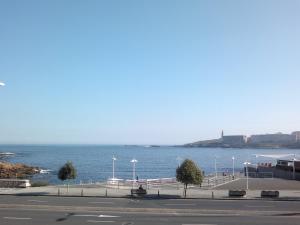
0, 0, 299, 145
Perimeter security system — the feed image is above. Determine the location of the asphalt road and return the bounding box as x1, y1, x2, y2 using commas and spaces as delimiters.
0, 196, 300, 225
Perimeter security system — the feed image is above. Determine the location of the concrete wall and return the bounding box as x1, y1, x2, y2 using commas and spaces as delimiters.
0, 179, 31, 188
274, 169, 300, 180
245, 166, 300, 180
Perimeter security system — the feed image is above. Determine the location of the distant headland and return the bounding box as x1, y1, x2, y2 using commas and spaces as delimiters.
184, 131, 300, 149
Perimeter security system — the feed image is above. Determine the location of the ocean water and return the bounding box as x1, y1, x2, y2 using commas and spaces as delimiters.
1, 145, 300, 184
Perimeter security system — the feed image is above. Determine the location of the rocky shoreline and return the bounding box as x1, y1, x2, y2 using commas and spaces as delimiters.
0, 162, 39, 179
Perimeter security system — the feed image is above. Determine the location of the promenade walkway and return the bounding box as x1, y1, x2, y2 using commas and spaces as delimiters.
1, 178, 300, 200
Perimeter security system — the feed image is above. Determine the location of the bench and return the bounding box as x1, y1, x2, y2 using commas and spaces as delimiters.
261, 190, 279, 198
131, 189, 147, 196
229, 190, 246, 197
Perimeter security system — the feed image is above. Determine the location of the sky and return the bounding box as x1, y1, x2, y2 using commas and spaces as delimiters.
0, 0, 300, 145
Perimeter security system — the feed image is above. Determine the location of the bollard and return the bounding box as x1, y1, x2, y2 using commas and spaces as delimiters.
158, 190, 160, 197
58, 188, 60, 196
105, 189, 108, 197
212, 191, 214, 199
81, 189, 84, 197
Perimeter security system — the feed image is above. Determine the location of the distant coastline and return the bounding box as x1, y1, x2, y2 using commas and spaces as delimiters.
182, 143, 300, 149
183, 131, 300, 149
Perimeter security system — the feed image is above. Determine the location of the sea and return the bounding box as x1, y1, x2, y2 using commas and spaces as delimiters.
1, 145, 300, 184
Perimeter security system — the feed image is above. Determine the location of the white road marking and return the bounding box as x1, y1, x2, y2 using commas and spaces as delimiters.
88, 202, 115, 204
74, 215, 119, 218
28, 200, 48, 203
75, 214, 99, 217
3, 217, 32, 220
87, 220, 115, 223
99, 215, 120, 218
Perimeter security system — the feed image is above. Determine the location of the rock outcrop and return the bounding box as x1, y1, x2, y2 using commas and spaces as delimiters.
0, 162, 39, 179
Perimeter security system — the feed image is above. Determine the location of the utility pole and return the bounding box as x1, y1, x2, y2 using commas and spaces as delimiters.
131, 159, 138, 188
232, 156, 235, 179
112, 156, 117, 179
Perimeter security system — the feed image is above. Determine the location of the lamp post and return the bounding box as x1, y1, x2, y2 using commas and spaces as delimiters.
112, 156, 117, 180
214, 156, 218, 186
131, 158, 138, 187
243, 161, 251, 190
0, 82, 5, 87
214, 156, 217, 178
176, 156, 182, 167
232, 156, 235, 179
293, 154, 296, 180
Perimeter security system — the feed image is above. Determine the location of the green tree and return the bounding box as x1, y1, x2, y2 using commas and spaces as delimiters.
176, 159, 203, 197
58, 161, 77, 192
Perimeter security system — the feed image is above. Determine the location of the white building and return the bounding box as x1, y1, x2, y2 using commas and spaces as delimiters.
221, 131, 247, 145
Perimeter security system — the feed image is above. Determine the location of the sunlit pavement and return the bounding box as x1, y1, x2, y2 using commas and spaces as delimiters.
2, 178, 300, 200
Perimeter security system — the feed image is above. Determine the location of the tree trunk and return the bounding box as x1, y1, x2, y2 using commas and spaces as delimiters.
184, 184, 187, 198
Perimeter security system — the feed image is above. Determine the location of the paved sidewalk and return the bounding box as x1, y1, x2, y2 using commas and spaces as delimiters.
1, 183, 300, 200
214, 177, 300, 190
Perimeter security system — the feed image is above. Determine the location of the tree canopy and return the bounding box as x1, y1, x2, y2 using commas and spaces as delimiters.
58, 161, 77, 181
176, 159, 203, 197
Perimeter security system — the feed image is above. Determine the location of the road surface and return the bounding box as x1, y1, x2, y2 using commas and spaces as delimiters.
0, 195, 299, 224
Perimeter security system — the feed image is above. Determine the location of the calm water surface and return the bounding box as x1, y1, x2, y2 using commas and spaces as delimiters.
1, 145, 300, 184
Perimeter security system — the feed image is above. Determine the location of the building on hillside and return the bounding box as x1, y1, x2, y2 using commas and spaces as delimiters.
249, 133, 295, 144
292, 131, 300, 142
222, 135, 247, 145
221, 131, 247, 145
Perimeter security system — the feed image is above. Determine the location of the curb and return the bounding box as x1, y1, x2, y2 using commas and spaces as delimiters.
1, 192, 300, 202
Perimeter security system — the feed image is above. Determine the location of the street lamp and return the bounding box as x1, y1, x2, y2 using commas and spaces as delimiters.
232, 156, 235, 179
130, 158, 138, 186
243, 161, 251, 190
214, 156, 217, 178
293, 154, 296, 180
176, 156, 182, 167
112, 156, 117, 180
0, 82, 5, 86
